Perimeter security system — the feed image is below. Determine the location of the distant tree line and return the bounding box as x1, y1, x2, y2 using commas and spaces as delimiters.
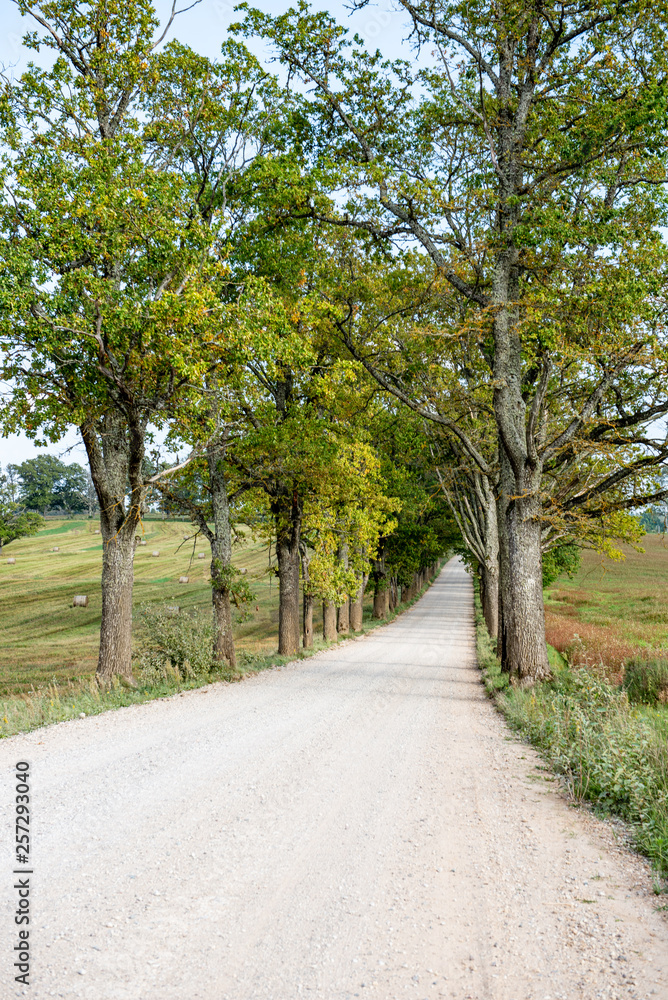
3, 456, 98, 517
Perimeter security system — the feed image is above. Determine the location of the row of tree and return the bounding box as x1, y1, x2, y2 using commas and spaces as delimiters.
2, 0, 668, 687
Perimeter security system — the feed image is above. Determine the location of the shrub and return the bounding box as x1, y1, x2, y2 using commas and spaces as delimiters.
136, 603, 215, 682
624, 657, 668, 706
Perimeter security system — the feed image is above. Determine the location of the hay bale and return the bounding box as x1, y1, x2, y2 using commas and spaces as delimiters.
197, 552, 205, 559
164, 605, 180, 616
94, 529, 100, 534
72, 595, 89, 607
138, 539, 147, 546
6, 557, 16, 565
183, 535, 190, 541
151, 550, 160, 557
240, 567, 247, 575
52, 546, 59, 552
179, 576, 189, 584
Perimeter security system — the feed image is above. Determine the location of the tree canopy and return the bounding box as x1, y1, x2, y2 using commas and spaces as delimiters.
2, 0, 668, 684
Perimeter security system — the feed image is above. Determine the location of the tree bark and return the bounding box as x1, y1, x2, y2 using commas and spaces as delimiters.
336, 542, 349, 633
373, 585, 386, 619
274, 491, 302, 656
337, 600, 350, 634
323, 600, 337, 641
208, 444, 237, 670
97, 528, 135, 685
212, 579, 235, 668
502, 490, 550, 685
300, 542, 313, 648
350, 572, 367, 630
480, 562, 499, 644
81, 410, 144, 686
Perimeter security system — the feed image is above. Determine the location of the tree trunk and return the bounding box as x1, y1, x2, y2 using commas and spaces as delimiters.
274, 491, 302, 656
373, 586, 386, 619
208, 445, 236, 670
303, 592, 314, 648
383, 586, 390, 616
81, 410, 144, 686
212, 580, 235, 668
490, 153, 550, 684
97, 529, 136, 684
323, 600, 337, 641
337, 600, 350, 634
478, 475, 500, 642
300, 543, 313, 649
336, 542, 349, 633
276, 533, 301, 655
501, 490, 550, 684
496, 478, 511, 672
350, 572, 367, 631
480, 563, 499, 644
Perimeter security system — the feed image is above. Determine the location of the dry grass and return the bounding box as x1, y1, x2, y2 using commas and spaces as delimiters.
544, 535, 668, 681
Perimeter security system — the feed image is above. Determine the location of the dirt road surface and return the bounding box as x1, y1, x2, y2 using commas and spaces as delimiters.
1, 557, 667, 1000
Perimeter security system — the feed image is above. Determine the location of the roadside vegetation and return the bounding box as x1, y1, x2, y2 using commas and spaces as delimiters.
474, 560, 668, 883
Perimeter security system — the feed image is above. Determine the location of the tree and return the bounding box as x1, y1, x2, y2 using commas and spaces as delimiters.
10, 455, 90, 514
52, 462, 88, 513
0, 465, 43, 553
8, 455, 63, 514
239, 0, 668, 684
0, 2, 265, 683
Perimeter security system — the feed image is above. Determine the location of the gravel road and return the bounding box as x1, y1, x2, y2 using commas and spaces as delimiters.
1, 557, 667, 1000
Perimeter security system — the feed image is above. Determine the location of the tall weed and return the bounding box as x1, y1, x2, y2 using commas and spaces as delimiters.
623, 658, 668, 706
136, 603, 215, 682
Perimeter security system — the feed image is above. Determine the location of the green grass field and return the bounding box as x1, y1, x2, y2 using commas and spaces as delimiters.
0, 518, 330, 695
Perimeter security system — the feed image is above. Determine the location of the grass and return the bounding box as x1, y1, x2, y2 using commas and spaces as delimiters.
544, 535, 668, 682
473, 578, 668, 885
0, 519, 443, 736
0, 518, 322, 693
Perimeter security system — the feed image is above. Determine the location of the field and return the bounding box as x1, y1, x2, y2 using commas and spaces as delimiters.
544, 534, 668, 681
0, 518, 333, 695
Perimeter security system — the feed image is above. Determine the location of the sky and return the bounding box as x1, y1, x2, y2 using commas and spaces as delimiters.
0, 0, 413, 470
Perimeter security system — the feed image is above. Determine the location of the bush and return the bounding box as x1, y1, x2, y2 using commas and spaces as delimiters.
136, 603, 215, 682
623, 657, 668, 706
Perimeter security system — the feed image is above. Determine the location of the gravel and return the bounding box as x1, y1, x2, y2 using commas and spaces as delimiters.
1, 557, 666, 999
